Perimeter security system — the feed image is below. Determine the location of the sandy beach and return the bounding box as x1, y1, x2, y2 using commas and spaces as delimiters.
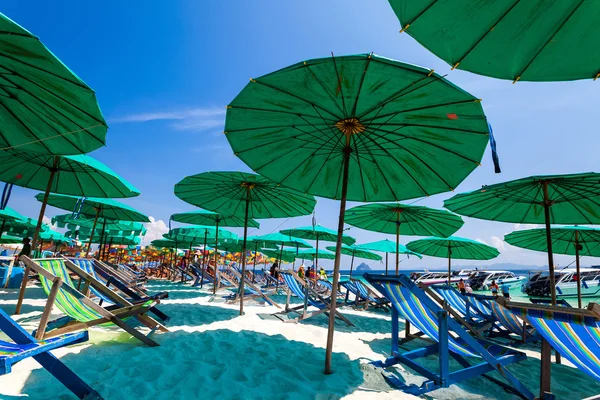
2, 279, 600, 400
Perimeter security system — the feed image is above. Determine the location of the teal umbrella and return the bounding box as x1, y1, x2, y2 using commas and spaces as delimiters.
280, 224, 355, 274
0, 13, 107, 154
0, 207, 24, 240
358, 239, 422, 275
174, 171, 316, 312
406, 236, 499, 282
253, 232, 312, 269
345, 203, 463, 273
0, 235, 22, 245
262, 248, 297, 264
298, 248, 336, 261
170, 210, 257, 287
505, 226, 600, 308
325, 244, 381, 276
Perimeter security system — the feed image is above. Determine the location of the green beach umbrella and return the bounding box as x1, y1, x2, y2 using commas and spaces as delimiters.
298, 248, 336, 261
174, 171, 316, 313
325, 244, 381, 276
387, 1, 600, 82
262, 248, 297, 264
505, 226, 600, 308
0, 13, 107, 154
253, 232, 312, 269
1, 151, 140, 261
151, 239, 178, 249
74, 231, 141, 246
0, 207, 24, 240
406, 236, 499, 282
358, 239, 423, 275
445, 172, 600, 306
226, 53, 490, 373
170, 210, 258, 286
345, 203, 463, 273
52, 214, 147, 236
280, 225, 355, 276
0, 235, 22, 245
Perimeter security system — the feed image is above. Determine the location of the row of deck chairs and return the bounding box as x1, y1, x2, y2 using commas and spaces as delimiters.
2, 255, 174, 398
363, 273, 600, 399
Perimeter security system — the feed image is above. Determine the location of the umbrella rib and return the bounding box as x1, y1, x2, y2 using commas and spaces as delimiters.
350, 54, 373, 117
249, 80, 341, 120
349, 133, 371, 201
551, 182, 597, 225
302, 62, 345, 119
0, 98, 52, 153
512, 0, 585, 82
227, 105, 334, 122
330, 53, 348, 118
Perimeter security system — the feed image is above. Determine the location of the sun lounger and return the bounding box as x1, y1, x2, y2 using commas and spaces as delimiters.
0, 307, 102, 399
224, 267, 281, 308
351, 278, 389, 310
364, 273, 534, 399
488, 300, 538, 343
18, 256, 168, 347
68, 257, 169, 322
273, 270, 353, 326
430, 284, 492, 324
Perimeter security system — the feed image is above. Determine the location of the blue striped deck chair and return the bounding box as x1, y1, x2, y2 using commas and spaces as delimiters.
340, 280, 361, 305
431, 285, 491, 324
273, 270, 353, 326
351, 278, 390, 310
0, 308, 102, 399
489, 300, 539, 344
364, 274, 534, 399
224, 267, 281, 308
500, 298, 600, 398
190, 264, 212, 287
17, 257, 168, 347
69, 258, 169, 322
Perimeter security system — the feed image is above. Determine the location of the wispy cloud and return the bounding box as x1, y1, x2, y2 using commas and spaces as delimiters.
110, 107, 226, 132
142, 216, 169, 246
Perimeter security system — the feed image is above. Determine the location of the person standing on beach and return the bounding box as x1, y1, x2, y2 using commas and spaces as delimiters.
489, 280, 499, 296
319, 267, 327, 280
18, 238, 31, 261
458, 278, 466, 295
501, 282, 510, 300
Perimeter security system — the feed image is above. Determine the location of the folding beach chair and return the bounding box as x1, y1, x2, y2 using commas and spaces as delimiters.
19, 256, 168, 347
0, 307, 102, 399
488, 300, 538, 343
430, 284, 492, 324
500, 298, 600, 398
351, 278, 389, 310
224, 267, 281, 308
69, 257, 169, 322
273, 270, 353, 326
364, 274, 534, 399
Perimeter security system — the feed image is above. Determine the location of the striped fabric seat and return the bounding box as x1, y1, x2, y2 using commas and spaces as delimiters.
0, 333, 84, 369
281, 272, 326, 309
432, 286, 491, 322
70, 258, 114, 305
468, 295, 493, 317
520, 309, 600, 381
354, 280, 387, 304
382, 281, 485, 358
36, 259, 105, 323
490, 301, 531, 336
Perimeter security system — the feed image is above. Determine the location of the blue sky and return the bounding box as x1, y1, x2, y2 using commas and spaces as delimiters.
3, 1, 599, 269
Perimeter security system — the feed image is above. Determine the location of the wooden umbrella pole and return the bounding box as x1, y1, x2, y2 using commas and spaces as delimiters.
200, 230, 208, 288
106, 238, 113, 262
395, 220, 401, 274
252, 242, 258, 283
575, 231, 582, 308
239, 190, 251, 316
16, 157, 58, 315
315, 233, 319, 281
447, 246, 452, 284
385, 252, 388, 275
540, 181, 555, 397
84, 208, 100, 258
213, 220, 219, 295
0, 220, 5, 241
349, 253, 355, 276
325, 144, 351, 375
97, 218, 107, 260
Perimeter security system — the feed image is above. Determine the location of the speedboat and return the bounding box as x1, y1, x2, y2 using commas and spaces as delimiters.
415, 271, 461, 286
468, 270, 527, 291
523, 267, 600, 298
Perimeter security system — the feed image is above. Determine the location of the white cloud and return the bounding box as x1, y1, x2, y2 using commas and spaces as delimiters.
142, 216, 168, 246
110, 107, 226, 132
513, 223, 542, 231
490, 235, 506, 251
474, 237, 488, 245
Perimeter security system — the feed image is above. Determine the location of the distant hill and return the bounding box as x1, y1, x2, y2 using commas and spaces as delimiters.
355, 262, 371, 271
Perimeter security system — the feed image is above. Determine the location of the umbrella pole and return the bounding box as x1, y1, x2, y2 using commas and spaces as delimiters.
575, 231, 582, 308
98, 219, 107, 260
315, 233, 319, 281
325, 145, 351, 375
0, 220, 5, 241
85, 208, 100, 258
294, 243, 299, 271
39, 239, 44, 258
106, 239, 113, 262
385, 253, 388, 275
541, 181, 556, 398
447, 247, 452, 284
16, 157, 58, 315
239, 193, 250, 316
213, 220, 220, 295
349, 253, 355, 277
200, 231, 208, 288
395, 221, 401, 274
252, 243, 258, 283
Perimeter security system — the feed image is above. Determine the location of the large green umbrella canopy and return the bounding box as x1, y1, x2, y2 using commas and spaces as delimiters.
505, 226, 600, 308
165, 226, 237, 243
298, 248, 336, 261
387, 1, 600, 82
262, 248, 297, 263
253, 232, 312, 270
74, 231, 141, 246
0, 235, 22, 245
171, 210, 259, 229
345, 203, 463, 273
445, 172, 600, 305
225, 53, 490, 373
358, 239, 422, 275
0, 207, 24, 240
0, 13, 107, 154
174, 171, 316, 312
151, 239, 178, 249
325, 244, 381, 276
406, 236, 499, 281
52, 214, 146, 236
37, 194, 149, 222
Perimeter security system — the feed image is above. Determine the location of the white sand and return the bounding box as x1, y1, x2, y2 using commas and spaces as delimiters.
1, 281, 599, 399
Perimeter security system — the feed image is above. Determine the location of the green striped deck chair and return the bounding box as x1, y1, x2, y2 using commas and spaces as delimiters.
17, 256, 167, 347
225, 267, 281, 308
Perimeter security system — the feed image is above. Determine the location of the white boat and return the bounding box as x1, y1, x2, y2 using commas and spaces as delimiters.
468, 270, 527, 291
523, 267, 600, 298
415, 271, 461, 286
